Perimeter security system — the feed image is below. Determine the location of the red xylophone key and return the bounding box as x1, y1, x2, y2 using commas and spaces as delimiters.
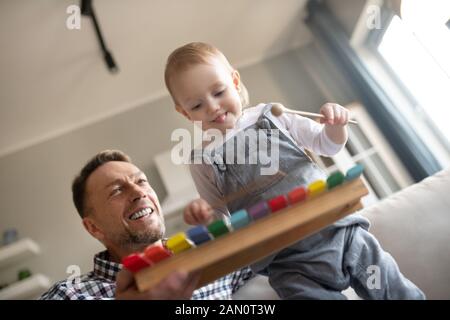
122, 253, 151, 273
288, 186, 307, 204
267, 195, 289, 213
144, 245, 172, 264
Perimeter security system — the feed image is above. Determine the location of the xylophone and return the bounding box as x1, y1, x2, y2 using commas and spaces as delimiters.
123, 164, 367, 292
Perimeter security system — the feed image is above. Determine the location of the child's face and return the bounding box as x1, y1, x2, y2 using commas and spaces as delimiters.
171, 58, 243, 133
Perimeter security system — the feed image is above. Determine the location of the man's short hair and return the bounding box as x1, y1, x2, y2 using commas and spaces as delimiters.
72, 150, 131, 218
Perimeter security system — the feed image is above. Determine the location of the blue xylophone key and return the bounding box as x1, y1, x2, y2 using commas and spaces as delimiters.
346, 164, 364, 180
230, 209, 251, 230
186, 225, 212, 246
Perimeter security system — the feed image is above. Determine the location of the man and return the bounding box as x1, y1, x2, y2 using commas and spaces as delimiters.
41, 150, 253, 299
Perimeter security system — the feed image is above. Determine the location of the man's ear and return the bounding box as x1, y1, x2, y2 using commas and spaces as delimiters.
175, 105, 192, 121
232, 70, 241, 91
82, 216, 105, 242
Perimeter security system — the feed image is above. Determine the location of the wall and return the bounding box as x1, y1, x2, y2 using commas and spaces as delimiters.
325, 0, 368, 37
0, 0, 311, 157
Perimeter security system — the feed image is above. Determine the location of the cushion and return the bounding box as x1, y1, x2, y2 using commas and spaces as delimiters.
361, 167, 450, 299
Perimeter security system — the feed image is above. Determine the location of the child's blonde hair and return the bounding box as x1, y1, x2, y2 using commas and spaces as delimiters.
164, 42, 249, 107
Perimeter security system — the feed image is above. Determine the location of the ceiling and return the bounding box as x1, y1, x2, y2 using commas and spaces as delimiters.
0, 0, 312, 157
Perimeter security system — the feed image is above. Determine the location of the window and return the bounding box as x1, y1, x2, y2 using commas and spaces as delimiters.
311, 102, 414, 207
374, 1, 450, 155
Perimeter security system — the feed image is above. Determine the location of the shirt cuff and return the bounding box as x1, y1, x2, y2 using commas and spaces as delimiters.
320, 128, 346, 156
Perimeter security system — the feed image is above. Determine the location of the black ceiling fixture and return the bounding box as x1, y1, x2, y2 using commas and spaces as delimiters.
81, 0, 118, 73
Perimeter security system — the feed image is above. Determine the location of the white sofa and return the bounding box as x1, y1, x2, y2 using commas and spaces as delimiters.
233, 167, 450, 299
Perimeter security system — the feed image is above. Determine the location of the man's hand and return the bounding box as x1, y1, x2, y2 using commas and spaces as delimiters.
115, 268, 200, 300
184, 198, 214, 225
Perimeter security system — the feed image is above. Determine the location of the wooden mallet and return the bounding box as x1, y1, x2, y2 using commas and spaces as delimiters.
270, 103, 358, 125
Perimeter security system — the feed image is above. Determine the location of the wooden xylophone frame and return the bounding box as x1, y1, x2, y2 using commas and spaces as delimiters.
135, 177, 368, 292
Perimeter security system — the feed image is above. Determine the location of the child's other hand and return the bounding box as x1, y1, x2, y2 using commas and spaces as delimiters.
319, 103, 349, 126
184, 198, 214, 225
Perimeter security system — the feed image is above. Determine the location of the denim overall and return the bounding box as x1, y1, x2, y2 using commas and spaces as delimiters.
194, 104, 425, 299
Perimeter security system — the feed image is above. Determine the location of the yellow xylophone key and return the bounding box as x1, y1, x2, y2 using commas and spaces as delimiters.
308, 180, 327, 198
166, 232, 192, 254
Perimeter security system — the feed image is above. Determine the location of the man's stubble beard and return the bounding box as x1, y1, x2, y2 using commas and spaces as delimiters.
118, 217, 166, 251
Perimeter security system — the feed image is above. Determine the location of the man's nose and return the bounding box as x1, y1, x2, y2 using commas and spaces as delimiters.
130, 184, 146, 202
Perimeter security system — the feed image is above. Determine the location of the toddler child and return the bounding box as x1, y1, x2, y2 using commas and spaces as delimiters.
164, 42, 425, 300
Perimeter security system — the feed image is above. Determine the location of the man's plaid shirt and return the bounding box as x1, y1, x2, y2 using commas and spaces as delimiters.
40, 251, 254, 300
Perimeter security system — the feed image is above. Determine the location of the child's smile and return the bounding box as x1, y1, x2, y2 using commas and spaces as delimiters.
212, 112, 228, 124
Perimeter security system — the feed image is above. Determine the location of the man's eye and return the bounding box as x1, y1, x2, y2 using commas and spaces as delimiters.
110, 187, 122, 196
138, 179, 147, 184
192, 104, 201, 110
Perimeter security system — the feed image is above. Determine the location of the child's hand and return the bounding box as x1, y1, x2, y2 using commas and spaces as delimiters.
319, 103, 349, 126
183, 198, 214, 225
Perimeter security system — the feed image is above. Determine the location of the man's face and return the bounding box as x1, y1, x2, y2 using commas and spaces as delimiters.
171, 57, 243, 133
83, 161, 165, 254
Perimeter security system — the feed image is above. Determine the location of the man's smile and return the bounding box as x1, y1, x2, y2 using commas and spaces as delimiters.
127, 206, 154, 221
